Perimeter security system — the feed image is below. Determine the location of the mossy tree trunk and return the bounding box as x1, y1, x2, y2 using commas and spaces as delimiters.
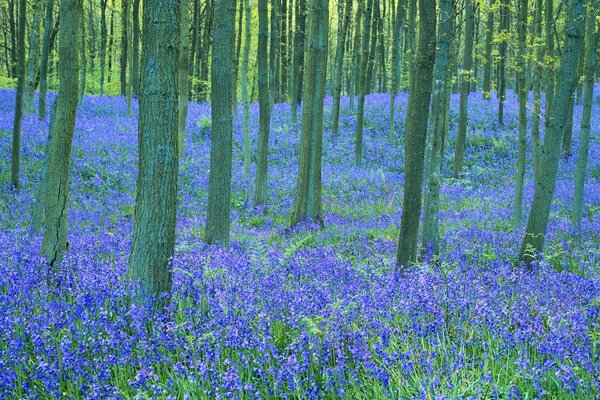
241, 0, 251, 175
40, 0, 82, 269
292, 0, 329, 225
482, 0, 494, 100
38, 0, 55, 120
290, 0, 306, 124
128, 0, 180, 306
396, 0, 436, 269
24, 0, 42, 115
530, 0, 543, 182
512, 0, 528, 226
178, 0, 190, 157
254, 0, 271, 206
353, 0, 373, 167
422, 0, 455, 255
10, 0, 26, 191
99, 0, 108, 95
331, 0, 352, 137
572, 0, 598, 234
389, 0, 406, 141
518, 0, 586, 266
453, 0, 476, 174
205, 0, 236, 246
496, 0, 509, 125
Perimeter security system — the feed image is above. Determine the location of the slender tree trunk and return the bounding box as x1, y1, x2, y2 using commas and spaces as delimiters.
129, 0, 179, 307
389, 0, 406, 140
87, 0, 96, 72
24, 0, 42, 115
120, 0, 128, 96
291, 0, 328, 225
132, 0, 140, 96
270, 0, 280, 106
453, 0, 475, 174
8, 0, 17, 77
38, 0, 55, 119
365, 0, 379, 95
572, 1, 598, 234
126, 0, 133, 115
241, 0, 251, 175
354, 0, 373, 167
396, 0, 436, 269
280, 0, 288, 102
512, 0, 528, 226
290, 0, 306, 124
200, 0, 213, 101
497, 0, 509, 124
482, 0, 494, 99
562, 90, 575, 158
530, 0, 543, 182
41, 0, 82, 269
10, 0, 26, 191
178, 0, 190, 157
255, 0, 271, 206
99, 0, 107, 95
544, 0, 554, 116
349, 8, 361, 112
108, 0, 114, 82
205, 0, 236, 246
331, 0, 352, 136
518, 0, 586, 266
231, 0, 243, 114
422, 0, 454, 255
78, 4, 87, 105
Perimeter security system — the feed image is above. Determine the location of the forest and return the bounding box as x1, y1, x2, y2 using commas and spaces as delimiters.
0, 0, 599, 397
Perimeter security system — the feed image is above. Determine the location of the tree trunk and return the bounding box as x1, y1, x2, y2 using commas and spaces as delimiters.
78, 4, 87, 105
40, 0, 82, 269
354, 0, 373, 167
129, 0, 180, 307
572, 2, 598, 234
178, 0, 190, 157
497, 0, 509, 124
254, 0, 271, 206
280, 0, 288, 102
10, 0, 26, 191
389, 0, 406, 140
365, 0, 379, 95
205, 0, 236, 246
396, 0, 436, 269
291, 0, 328, 225
126, 0, 132, 115
530, 0, 543, 182
518, 0, 586, 266
269, 0, 280, 106
453, 0, 475, 174
544, 0, 554, 116
290, 0, 306, 124
331, 0, 352, 136
241, 0, 251, 175
132, 0, 140, 96
482, 0, 494, 99
99, 0, 108, 95
120, 0, 128, 96
422, 0, 455, 255
38, 0, 55, 119
562, 90, 575, 158
512, 0, 528, 226
87, 0, 96, 72
24, 0, 42, 115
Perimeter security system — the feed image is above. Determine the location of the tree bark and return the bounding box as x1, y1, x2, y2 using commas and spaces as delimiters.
254, 0, 271, 206
129, 0, 180, 306
453, 0, 476, 174
518, 0, 586, 266
389, 0, 406, 140
24, 0, 42, 115
178, 0, 190, 157
482, 0, 494, 99
241, 0, 251, 175
40, 0, 82, 268
572, 1, 597, 234
530, 0, 543, 182
396, 0, 436, 269
205, 0, 236, 246
10, 0, 26, 191
331, 0, 352, 136
292, 0, 328, 225
290, 0, 306, 123
497, 0, 509, 124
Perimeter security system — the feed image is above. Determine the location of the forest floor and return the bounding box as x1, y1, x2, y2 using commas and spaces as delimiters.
1, 88, 599, 399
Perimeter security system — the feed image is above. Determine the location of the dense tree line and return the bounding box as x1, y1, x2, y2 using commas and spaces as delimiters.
3, 0, 599, 306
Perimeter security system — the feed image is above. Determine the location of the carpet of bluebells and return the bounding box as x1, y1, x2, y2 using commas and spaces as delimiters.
1, 87, 600, 399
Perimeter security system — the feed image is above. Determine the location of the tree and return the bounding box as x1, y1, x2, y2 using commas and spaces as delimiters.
40, 0, 82, 268
396, 0, 436, 269
120, 0, 128, 96
99, 0, 108, 95
10, 0, 25, 191
24, 0, 42, 115
331, 0, 352, 137
422, 0, 455, 255
178, 0, 190, 157
453, 0, 476, 174
241, 0, 251, 175
254, 0, 271, 206
205, 0, 236, 246
388, 0, 406, 140
38, 0, 56, 120
129, 0, 180, 305
530, 0, 543, 182
496, 0, 509, 125
482, 0, 494, 100
572, 0, 598, 234
518, 0, 586, 266
512, 0, 528, 226
290, 0, 306, 124
291, 0, 329, 225
353, 0, 373, 167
